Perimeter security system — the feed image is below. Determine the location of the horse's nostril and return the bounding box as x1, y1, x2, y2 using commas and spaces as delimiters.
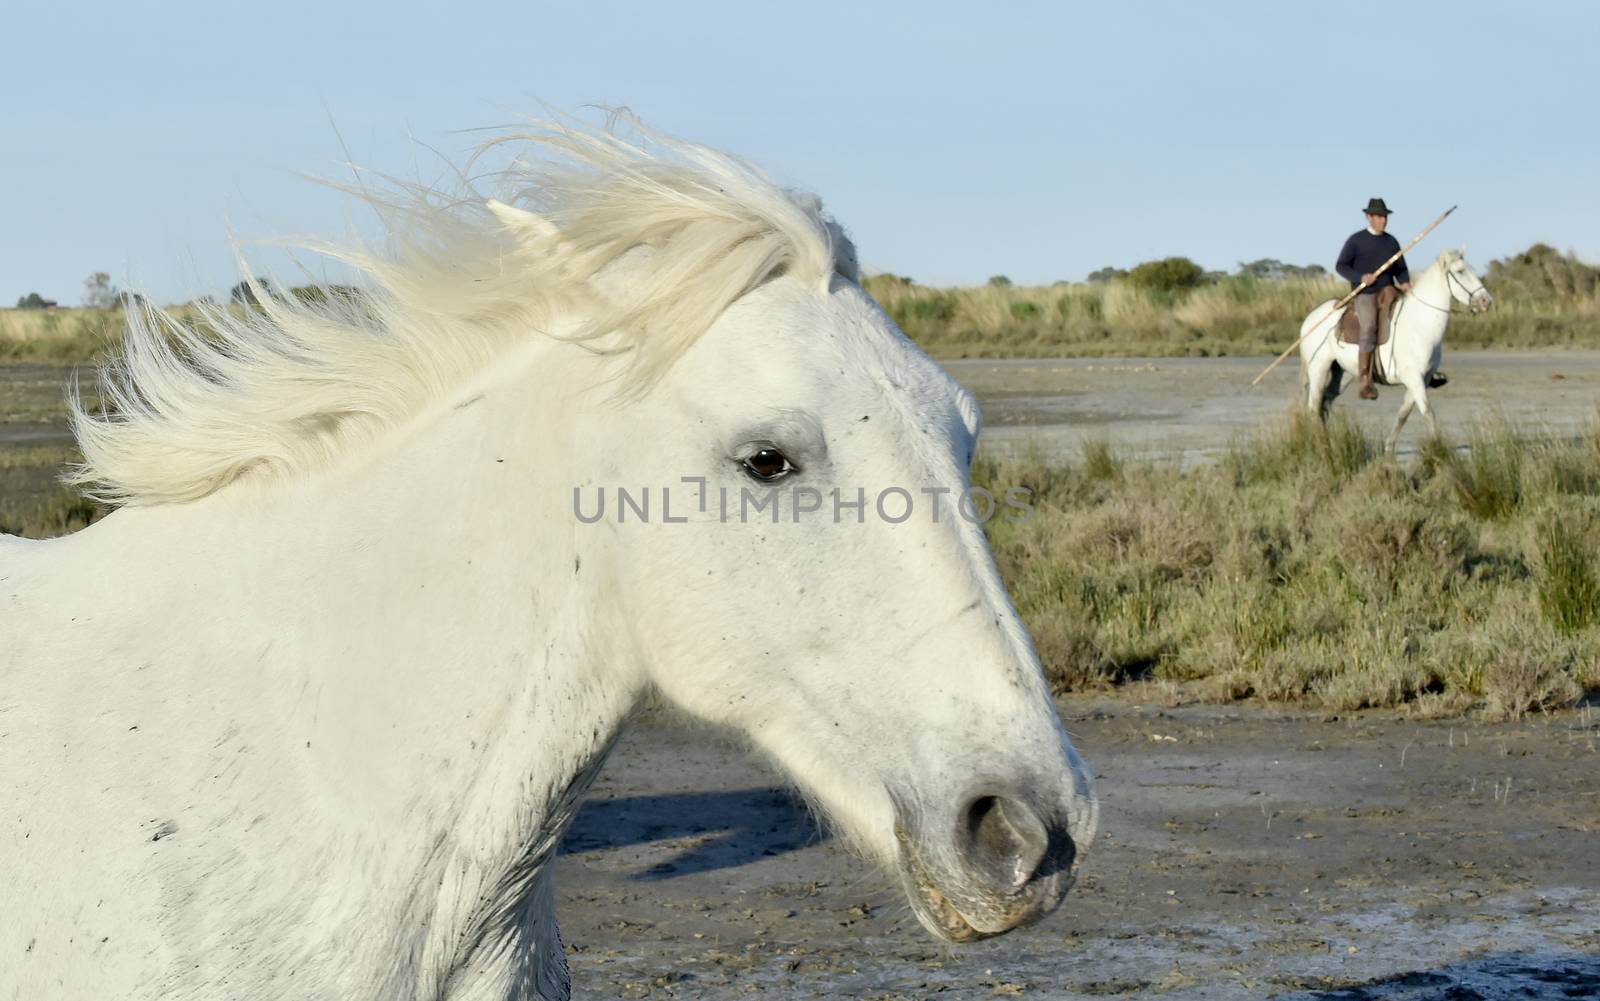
961, 794, 1058, 889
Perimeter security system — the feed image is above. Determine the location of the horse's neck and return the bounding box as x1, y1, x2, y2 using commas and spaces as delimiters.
271, 344, 646, 989
1395, 263, 1451, 349
25, 341, 644, 993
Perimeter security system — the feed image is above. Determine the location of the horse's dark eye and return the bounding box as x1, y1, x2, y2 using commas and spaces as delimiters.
743, 448, 795, 481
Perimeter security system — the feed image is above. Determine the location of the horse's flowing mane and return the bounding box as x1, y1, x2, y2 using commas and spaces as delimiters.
69, 112, 859, 506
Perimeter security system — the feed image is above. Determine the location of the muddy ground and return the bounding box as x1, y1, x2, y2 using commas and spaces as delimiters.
559, 703, 1598, 1000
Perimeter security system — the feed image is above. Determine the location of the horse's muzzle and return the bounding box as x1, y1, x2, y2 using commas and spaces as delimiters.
896, 791, 1079, 942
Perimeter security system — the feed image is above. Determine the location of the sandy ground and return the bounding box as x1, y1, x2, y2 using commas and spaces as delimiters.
944, 352, 1600, 464
558, 704, 1598, 999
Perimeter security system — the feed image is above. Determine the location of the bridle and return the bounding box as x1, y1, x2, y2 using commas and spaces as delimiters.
1406, 266, 1486, 314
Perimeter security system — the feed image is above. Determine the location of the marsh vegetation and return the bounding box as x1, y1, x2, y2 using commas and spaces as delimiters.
978, 415, 1600, 718
865, 243, 1600, 358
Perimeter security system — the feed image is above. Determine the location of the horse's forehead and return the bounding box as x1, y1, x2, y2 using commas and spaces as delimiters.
814, 285, 975, 445
706, 279, 961, 409
826, 291, 972, 435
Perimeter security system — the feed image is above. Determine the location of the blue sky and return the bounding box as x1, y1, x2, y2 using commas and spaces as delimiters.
3, 1, 1595, 305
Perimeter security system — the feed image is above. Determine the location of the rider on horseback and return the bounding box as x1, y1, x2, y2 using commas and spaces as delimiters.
1336, 198, 1412, 399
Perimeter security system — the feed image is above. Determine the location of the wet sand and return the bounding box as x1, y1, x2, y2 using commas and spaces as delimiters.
944, 352, 1600, 464
558, 704, 1598, 999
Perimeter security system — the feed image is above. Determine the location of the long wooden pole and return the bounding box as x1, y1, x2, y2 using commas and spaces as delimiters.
1250, 205, 1456, 387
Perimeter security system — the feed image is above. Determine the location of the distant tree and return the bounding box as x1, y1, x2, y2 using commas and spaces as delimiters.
1125, 257, 1205, 292
289, 284, 364, 306
1238, 258, 1288, 281
83, 271, 118, 308
868, 273, 915, 287
15, 292, 54, 309
1487, 243, 1599, 299
1086, 266, 1126, 285
987, 275, 1013, 288
229, 278, 275, 306
1238, 259, 1327, 281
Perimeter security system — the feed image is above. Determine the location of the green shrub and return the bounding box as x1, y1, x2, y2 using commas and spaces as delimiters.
1081, 438, 1122, 482
1440, 421, 1526, 520
1534, 509, 1600, 634
892, 294, 955, 326
1125, 257, 1205, 293
1485, 243, 1600, 299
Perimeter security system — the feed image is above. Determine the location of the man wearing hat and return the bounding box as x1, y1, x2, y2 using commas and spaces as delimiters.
1336, 198, 1412, 399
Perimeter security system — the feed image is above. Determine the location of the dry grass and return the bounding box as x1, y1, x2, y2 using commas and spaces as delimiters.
979, 414, 1600, 718
863, 273, 1600, 359
6, 265, 1598, 365
0, 487, 106, 538
0, 305, 243, 363
0, 308, 126, 362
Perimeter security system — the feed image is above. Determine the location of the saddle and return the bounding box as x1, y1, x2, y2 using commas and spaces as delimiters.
1337, 285, 1400, 346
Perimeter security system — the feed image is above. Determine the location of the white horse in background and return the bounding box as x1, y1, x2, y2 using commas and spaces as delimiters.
1298, 248, 1494, 451
0, 116, 1096, 1000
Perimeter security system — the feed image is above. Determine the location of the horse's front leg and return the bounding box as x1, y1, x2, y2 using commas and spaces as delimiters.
1414, 386, 1438, 438
1386, 395, 1417, 455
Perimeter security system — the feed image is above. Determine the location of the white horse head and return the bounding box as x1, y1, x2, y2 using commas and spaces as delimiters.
583, 267, 1097, 940
1440, 246, 1494, 313
10, 114, 1095, 997
469, 139, 1097, 939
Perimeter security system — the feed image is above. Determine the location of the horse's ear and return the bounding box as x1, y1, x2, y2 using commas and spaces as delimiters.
1458, 242, 1468, 257
487, 200, 562, 246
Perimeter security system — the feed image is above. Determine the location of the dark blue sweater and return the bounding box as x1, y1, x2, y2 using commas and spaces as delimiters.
1336, 229, 1409, 292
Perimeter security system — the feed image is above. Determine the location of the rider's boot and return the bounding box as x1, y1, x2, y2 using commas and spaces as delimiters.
1358, 351, 1379, 399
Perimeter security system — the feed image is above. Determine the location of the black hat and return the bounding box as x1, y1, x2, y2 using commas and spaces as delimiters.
1363, 198, 1392, 216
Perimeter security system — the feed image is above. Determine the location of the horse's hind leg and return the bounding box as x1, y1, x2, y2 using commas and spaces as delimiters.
1321, 364, 1346, 423
1305, 356, 1334, 420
